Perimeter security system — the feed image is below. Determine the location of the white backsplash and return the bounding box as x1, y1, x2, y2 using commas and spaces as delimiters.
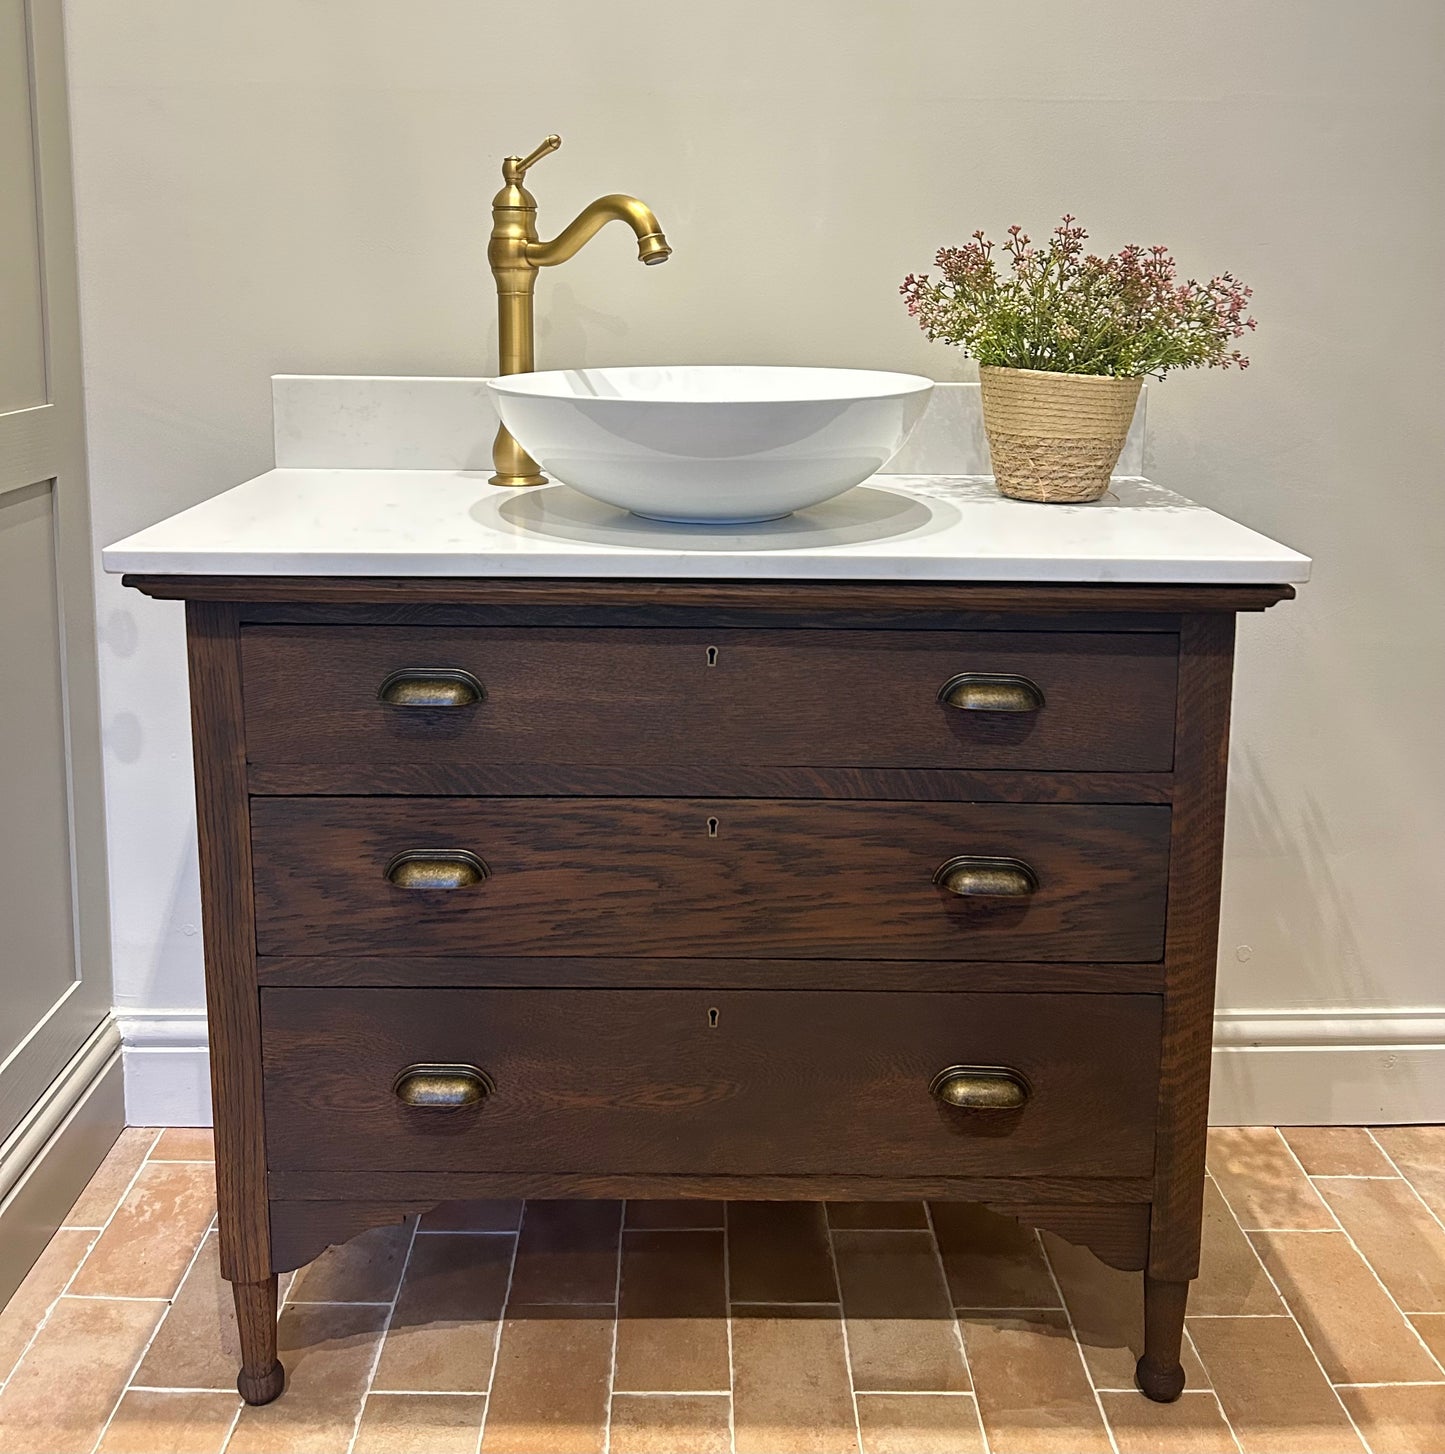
271, 376, 1146, 478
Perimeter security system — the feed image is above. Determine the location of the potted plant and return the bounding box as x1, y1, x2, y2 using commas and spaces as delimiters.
901, 217, 1255, 502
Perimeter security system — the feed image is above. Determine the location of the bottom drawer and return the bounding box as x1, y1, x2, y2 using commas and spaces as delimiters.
262, 989, 1162, 1178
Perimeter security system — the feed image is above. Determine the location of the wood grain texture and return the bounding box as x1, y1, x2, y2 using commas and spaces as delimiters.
269, 1168, 1153, 1203
239, 601, 1182, 633
232, 1277, 284, 1405
246, 762, 1174, 803
253, 954, 1164, 993
1137, 1275, 1190, 1401
186, 601, 282, 1400
241, 626, 1178, 773
1149, 613, 1237, 1283
259, 988, 1163, 1178
250, 797, 1172, 962
184, 602, 269, 1284
125, 574, 1295, 612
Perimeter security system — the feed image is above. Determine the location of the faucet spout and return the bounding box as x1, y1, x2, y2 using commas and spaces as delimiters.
528, 194, 672, 269
487, 136, 670, 486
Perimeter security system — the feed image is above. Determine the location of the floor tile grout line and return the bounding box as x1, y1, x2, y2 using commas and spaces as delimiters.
606, 1388, 734, 1398
922, 1199, 990, 1454
1207, 1385, 1245, 1454
1034, 1226, 1121, 1454
833, 1389, 982, 1398
1274, 1127, 1445, 1382
219, 1398, 246, 1454
344, 1213, 422, 1454
472, 1200, 524, 1454
602, 1199, 625, 1454
1235, 1227, 1341, 1234
820, 1206, 865, 1454
57, 1293, 173, 1304
0, 1127, 161, 1393
92, 1187, 217, 1454
1332, 1380, 1445, 1389
1209, 1137, 1372, 1452
1206, 1134, 1334, 1233
1365, 1128, 1445, 1241
1169, 1251, 1243, 1454
721, 1201, 737, 1454
126, 1386, 238, 1395
1186, 1312, 1293, 1319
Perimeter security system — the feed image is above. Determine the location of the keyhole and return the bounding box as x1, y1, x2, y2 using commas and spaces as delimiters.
707, 817, 719, 838
706, 646, 719, 667
707, 1007, 720, 1029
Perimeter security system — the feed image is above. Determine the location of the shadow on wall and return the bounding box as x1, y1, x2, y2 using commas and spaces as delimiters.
1209, 743, 1438, 1121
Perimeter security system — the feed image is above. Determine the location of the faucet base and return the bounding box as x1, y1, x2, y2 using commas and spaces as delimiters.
488, 472, 549, 488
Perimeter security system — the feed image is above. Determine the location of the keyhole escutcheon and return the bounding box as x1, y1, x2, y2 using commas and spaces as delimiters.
706, 646, 719, 667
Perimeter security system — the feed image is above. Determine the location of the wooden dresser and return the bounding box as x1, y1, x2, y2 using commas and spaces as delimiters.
123, 568, 1295, 1408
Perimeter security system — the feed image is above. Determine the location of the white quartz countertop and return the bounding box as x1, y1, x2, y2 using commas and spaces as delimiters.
103, 469, 1310, 584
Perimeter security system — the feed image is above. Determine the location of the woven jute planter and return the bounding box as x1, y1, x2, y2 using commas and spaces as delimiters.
979, 366, 1142, 503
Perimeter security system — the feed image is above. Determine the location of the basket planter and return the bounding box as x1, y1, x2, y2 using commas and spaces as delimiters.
979, 366, 1142, 503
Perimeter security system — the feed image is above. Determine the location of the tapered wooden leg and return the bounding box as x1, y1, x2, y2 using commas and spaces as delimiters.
233, 1276, 285, 1405
1136, 1274, 1189, 1401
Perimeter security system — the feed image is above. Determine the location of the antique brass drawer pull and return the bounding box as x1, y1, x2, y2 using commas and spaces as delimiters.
385, 849, 489, 890
377, 668, 485, 708
392, 1063, 494, 1109
933, 855, 1038, 898
937, 673, 1045, 713
930, 1065, 1031, 1110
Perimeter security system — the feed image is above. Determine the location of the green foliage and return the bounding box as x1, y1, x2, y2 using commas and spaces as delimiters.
901, 217, 1255, 378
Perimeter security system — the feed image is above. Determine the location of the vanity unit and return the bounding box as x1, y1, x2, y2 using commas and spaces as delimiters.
107, 449, 1308, 1408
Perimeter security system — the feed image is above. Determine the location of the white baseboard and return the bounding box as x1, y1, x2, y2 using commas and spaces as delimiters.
117, 1007, 1445, 1129
0, 1017, 125, 1306
1209, 1009, 1445, 1124
117, 1010, 211, 1127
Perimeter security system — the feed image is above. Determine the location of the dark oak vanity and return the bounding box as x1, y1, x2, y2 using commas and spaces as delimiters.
122, 570, 1295, 1406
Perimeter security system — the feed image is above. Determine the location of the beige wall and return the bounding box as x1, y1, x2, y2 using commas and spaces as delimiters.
66, 1, 1445, 1118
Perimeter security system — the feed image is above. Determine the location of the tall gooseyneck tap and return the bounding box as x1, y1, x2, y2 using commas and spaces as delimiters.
488, 134, 671, 487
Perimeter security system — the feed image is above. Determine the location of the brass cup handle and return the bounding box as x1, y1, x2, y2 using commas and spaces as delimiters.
377, 669, 485, 708
393, 1063, 494, 1110
933, 855, 1038, 898
930, 1065, 1031, 1111
385, 850, 489, 890
938, 673, 1045, 713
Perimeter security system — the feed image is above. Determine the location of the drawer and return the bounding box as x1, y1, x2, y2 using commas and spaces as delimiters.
260, 988, 1163, 1177
240, 626, 1178, 772
251, 798, 1170, 961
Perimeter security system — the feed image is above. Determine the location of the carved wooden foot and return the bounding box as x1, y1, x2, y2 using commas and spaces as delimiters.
1136, 1274, 1189, 1402
233, 1276, 285, 1405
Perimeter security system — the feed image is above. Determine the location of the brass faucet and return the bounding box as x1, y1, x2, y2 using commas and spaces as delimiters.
488, 135, 672, 486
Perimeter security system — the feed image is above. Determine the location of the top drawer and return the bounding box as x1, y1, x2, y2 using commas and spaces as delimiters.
241, 626, 1177, 772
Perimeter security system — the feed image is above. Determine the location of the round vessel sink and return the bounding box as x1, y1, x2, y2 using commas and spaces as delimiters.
486, 365, 934, 523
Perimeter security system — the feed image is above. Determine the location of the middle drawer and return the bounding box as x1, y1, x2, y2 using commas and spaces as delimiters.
251, 798, 1171, 961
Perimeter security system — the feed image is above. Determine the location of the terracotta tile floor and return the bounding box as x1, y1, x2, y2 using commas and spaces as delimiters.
1, 1126, 1443, 1453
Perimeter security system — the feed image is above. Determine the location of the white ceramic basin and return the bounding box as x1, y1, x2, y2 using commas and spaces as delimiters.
486, 365, 934, 523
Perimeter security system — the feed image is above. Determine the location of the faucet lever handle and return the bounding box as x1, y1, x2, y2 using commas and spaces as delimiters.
504, 134, 561, 183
